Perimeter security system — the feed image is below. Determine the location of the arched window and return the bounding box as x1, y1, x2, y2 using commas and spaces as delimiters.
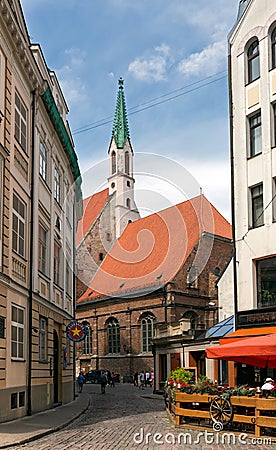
107, 318, 120, 353
126, 198, 130, 208
272, 27, 276, 69
111, 151, 116, 174
183, 311, 198, 331
82, 323, 93, 355
187, 265, 198, 288
125, 151, 130, 174
141, 314, 155, 352
247, 39, 260, 83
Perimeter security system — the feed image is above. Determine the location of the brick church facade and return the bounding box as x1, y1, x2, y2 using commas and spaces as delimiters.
76, 79, 233, 384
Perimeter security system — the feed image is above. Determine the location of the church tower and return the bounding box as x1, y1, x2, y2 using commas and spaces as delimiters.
108, 78, 140, 237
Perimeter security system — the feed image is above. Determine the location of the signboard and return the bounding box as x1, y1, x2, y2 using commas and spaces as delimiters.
66, 321, 87, 342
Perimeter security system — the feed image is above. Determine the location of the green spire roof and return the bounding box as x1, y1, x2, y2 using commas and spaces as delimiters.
112, 78, 130, 148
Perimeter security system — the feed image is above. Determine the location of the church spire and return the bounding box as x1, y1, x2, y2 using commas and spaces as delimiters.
112, 78, 130, 148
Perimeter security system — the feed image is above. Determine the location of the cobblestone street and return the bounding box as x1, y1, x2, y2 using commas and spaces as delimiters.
10, 384, 273, 450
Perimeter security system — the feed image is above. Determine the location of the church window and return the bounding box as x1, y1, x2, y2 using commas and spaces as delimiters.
141, 314, 155, 353
99, 252, 104, 261
125, 151, 130, 174
247, 39, 260, 83
82, 324, 93, 355
111, 182, 115, 189
107, 318, 120, 353
187, 265, 198, 288
127, 181, 130, 187
126, 198, 130, 208
111, 151, 116, 174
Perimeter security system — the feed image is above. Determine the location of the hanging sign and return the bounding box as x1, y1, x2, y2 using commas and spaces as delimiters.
66, 321, 87, 342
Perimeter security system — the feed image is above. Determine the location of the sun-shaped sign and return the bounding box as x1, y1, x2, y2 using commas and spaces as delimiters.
66, 321, 87, 342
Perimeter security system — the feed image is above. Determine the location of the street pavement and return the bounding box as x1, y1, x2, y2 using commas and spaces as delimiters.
0, 383, 274, 450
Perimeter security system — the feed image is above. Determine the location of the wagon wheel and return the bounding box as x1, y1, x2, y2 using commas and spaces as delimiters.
210, 396, 233, 425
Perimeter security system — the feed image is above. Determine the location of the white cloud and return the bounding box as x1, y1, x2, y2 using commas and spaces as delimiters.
177, 41, 226, 77
128, 44, 171, 81
56, 47, 87, 105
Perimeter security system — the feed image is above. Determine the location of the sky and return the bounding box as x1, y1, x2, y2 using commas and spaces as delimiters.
21, 0, 239, 222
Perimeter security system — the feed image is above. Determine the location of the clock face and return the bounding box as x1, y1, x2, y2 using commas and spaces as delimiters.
66, 321, 87, 342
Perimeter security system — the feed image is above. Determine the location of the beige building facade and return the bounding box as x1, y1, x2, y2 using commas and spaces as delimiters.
0, 0, 82, 422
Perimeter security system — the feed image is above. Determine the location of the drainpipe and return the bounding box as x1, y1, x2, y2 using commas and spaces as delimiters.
228, 47, 238, 330
27, 89, 36, 416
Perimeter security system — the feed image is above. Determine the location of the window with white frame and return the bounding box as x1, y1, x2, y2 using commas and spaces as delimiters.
54, 241, 61, 285
12, 193, 26, 258
14, 92, 27, 153
39, 142, 48, 182
39, 316, 47, 362
249, 112, 262, 157
247, 39, 260, 83
54, 167, 61, 204
272, 26, 276, 70
38, 223, 47, 275
251, 184, 264, 228
11, 305, 24, 360
141, 315, 154, 353
257, 257, 276, 308
107, 318, 120, 354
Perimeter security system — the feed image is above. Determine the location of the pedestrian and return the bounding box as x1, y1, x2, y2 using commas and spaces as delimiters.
150, 370, 154, 388
77, 372, 86, 393
100, 372, 107, 394
133, 371, 139, 387
111, 371, 115, 387
145, 370, 150, 387
139, 370, 145, 390
261, 377, 275, 398
106, 370, 111, 386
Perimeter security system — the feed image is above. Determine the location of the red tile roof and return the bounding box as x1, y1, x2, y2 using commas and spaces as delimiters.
77, 195, 232, 303
76, 188, 109, 247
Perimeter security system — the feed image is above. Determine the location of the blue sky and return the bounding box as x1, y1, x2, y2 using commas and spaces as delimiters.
21, 0, 239, 221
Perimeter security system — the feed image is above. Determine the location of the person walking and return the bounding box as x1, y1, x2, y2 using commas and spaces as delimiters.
77, 372, 86, 393
133, 371, 139, 387
110, 371, 115, 387
100, 372, 107, 394
145, 370, 150, 387
139, 370, 145, 390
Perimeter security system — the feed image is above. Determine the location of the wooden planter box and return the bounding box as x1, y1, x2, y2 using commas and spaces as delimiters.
168, 391, 276, 436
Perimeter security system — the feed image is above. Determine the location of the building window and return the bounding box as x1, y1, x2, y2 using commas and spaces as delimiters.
249, 112, 262, 157
11, 393, 17, 409
39, 142, 47, 182
39, 317, 47, 362
11, 305, 24, 360
0, 156, 3, 269
54, 241, 61, 285
187, 265, 198, 288
82, 324, 92, 355
251, 184, 263, 228
111, 151, 116, 174
141, 315, 154, 353
273, 178, 276, 222
99, 252, 104, 261
19, 391, 25, 407
257, 257, 276, 308
107, 318, 120, 354
272, 27, 276, 69
12, 193, 26, 258
54, 167, 61, 204
125, 151, 130, 174
247, 39, 260, 83
14, 92, 27, 153
38, 224, 47, 275
126, 198, 130, 208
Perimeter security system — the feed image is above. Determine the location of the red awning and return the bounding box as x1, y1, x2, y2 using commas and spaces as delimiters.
206, 332, 276, 368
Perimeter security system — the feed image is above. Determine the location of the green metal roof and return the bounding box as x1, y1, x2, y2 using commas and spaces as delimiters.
112, 78, 130, 148
42, 86, 82, 199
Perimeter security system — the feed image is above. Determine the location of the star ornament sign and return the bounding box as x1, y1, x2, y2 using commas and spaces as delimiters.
66, 321, 87, 342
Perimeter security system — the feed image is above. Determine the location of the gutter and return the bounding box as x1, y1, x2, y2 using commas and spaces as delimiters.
228, 47, 238, 331
27, 89, 36, 415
